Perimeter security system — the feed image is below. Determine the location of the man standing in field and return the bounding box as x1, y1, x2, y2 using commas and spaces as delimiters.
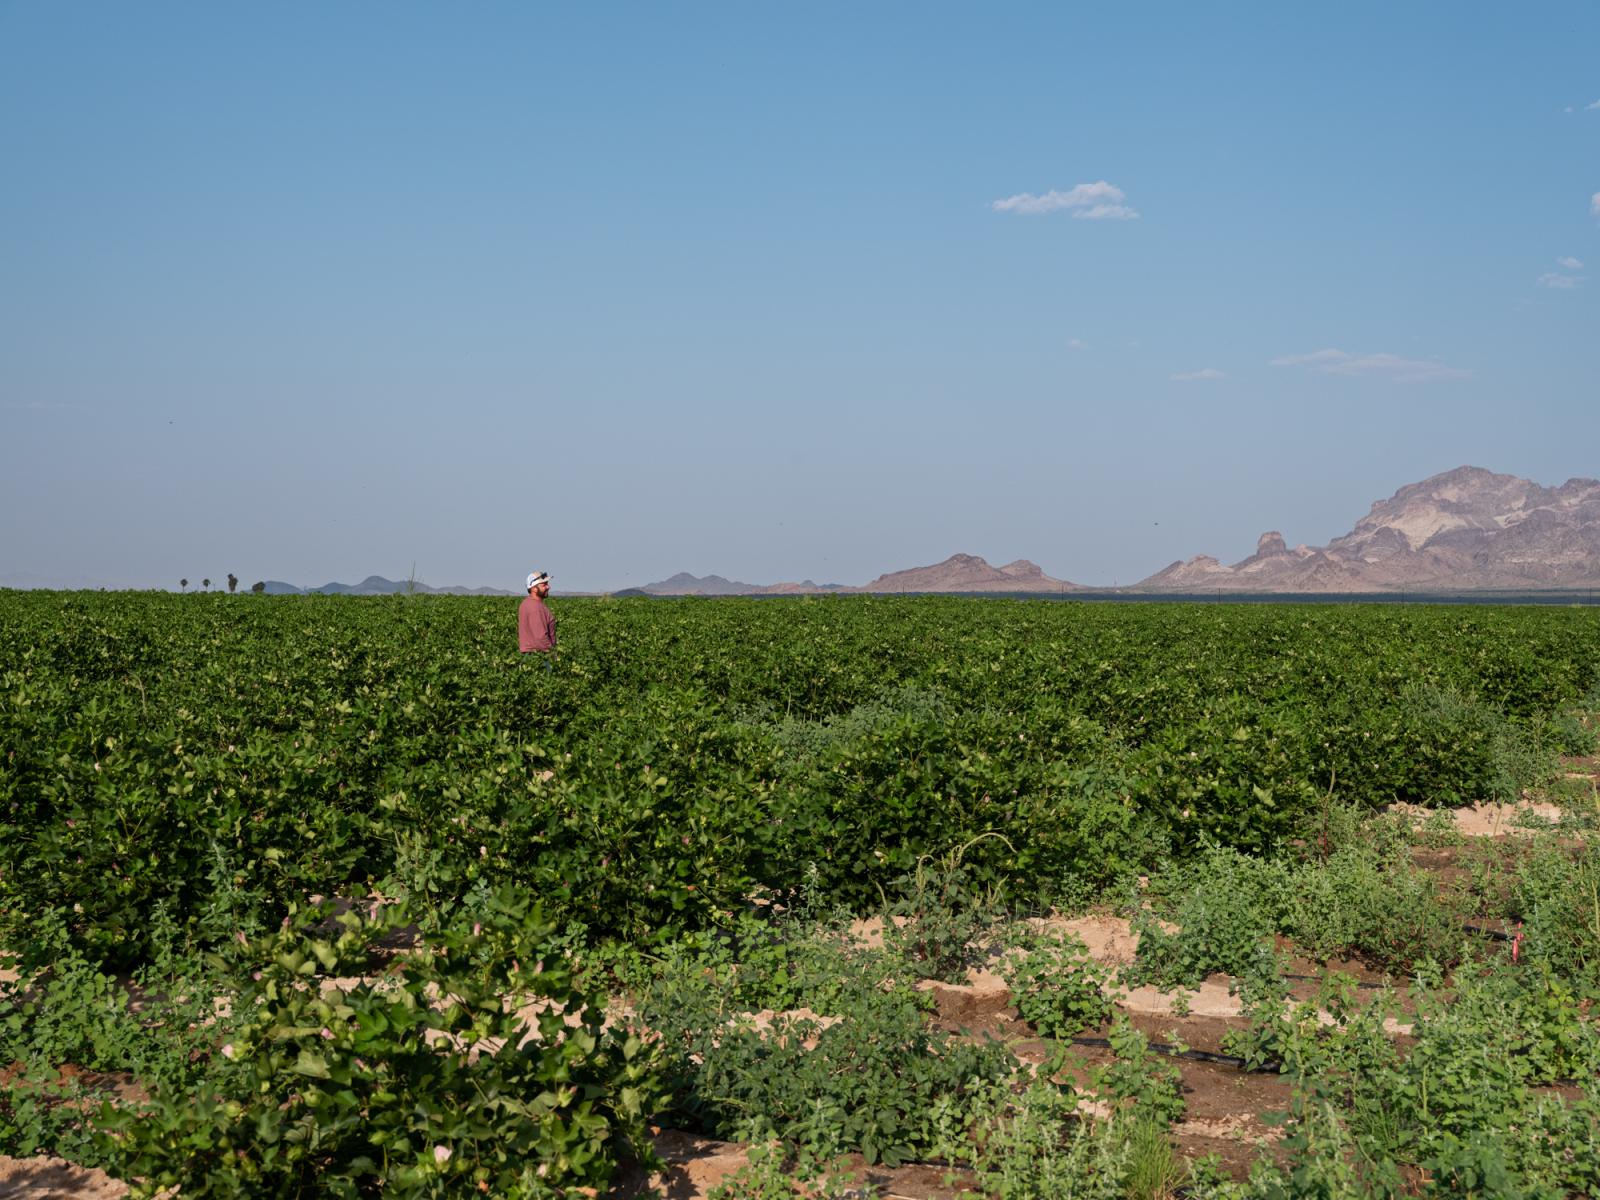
519, 571, 556, 665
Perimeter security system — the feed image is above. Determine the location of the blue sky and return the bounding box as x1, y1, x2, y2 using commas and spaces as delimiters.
2, 2, 1596, 590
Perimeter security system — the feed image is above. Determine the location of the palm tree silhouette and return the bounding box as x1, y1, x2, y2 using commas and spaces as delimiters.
180, 578, 188, 591
227, 573, 238, 594
202, 578, 211, 591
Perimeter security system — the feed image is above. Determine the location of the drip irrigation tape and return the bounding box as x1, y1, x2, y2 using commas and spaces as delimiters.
1067, 1035, 1272, 1072
1460, 921, 1516, 942
889, 1155, 960, 1171
1281, 972, 1388, 989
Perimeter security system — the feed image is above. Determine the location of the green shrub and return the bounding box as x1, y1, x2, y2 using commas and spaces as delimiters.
960, 1078, 1130, 1200
882, 838, 1007, 982
1402, 684, 1553, 805
1090, 1018, 1185, 1129
100, 891, 663, 1198
0, 927, 227, 1167
1548, 709, 1597, 757
704, 1132, 864, 1200
997, 929, 1116, 1038
1505, 840, 1600, 982
1128, 846, 1291, 988
639, 934, 1010, 1167
1286, 844, 1466, 971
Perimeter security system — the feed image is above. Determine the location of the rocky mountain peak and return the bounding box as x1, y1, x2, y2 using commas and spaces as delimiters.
861, 554, 1081, 593
1334, 465, 1595, 556
1140, 466, 1600, 592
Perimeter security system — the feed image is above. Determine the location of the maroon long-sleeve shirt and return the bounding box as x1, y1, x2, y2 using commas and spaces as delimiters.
518, 594, 556, 653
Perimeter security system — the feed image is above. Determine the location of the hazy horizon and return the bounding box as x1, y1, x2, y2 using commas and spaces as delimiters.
4, 4, 1596, 593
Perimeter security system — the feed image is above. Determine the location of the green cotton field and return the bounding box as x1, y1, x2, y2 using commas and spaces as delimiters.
2, 592, 1599, 1198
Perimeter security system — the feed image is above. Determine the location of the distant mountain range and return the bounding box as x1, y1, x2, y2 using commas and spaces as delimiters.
1137, 466, 1600, 592
5, 468, 1595, 597
635, 554, 1081, 596
630, 571, 846, 596
637, 467, 1600, 595
261, 575, 516, 597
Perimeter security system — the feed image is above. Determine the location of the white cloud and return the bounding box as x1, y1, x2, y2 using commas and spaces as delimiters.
1076, 203, 1139, 220
1170, 367, 1226, 382
991, 181, 1139, 219
1332, 354, 1470, 382
1268, 349, 1349, 368
1592, 192, 1600, 218
1538, 272, 1582, 289
1557, 256, 1584, 269
1270, 348, 1469, 383
1588, 99, 1600, 110
1067, 338, 1089, 350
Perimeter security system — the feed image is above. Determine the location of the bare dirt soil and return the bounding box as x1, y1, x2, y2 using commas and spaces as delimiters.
11, 769, 1596, 1199
1388, 797, 1567, 837
0, 1156, 125, 1200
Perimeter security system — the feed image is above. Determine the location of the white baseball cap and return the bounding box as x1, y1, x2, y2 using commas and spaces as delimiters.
526, 571, 549, 590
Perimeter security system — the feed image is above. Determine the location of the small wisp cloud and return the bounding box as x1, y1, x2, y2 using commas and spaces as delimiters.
1538, 272, 1582, 290
991, 181, 1139, 220
1539, 257, 1585, 289
1170, 368, 1226, 382
1270, 349, 1469, 383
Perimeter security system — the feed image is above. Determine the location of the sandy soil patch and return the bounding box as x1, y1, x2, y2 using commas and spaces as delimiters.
844, 914, 909, 948
1179, 1112, 1272, 1140
1122, 974, 1243, 1019
615, 1130, 753, 1198
1031, 913, 1147, 966
0, 1156, 125, 1200
1389, 799, 1565, 837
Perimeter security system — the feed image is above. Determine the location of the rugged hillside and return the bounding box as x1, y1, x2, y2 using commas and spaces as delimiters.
857, 554, 1083, 593
640, 572, 769, 596
639, 554, 1081, 595
273, 576, 516, 596
1139, 466, 1600, 592
640, 572, 849, 595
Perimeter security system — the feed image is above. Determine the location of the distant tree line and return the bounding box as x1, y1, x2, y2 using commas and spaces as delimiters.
178, 574, 265, 594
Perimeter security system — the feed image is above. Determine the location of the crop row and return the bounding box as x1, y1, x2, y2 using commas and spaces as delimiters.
2, 592, 1597, 969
